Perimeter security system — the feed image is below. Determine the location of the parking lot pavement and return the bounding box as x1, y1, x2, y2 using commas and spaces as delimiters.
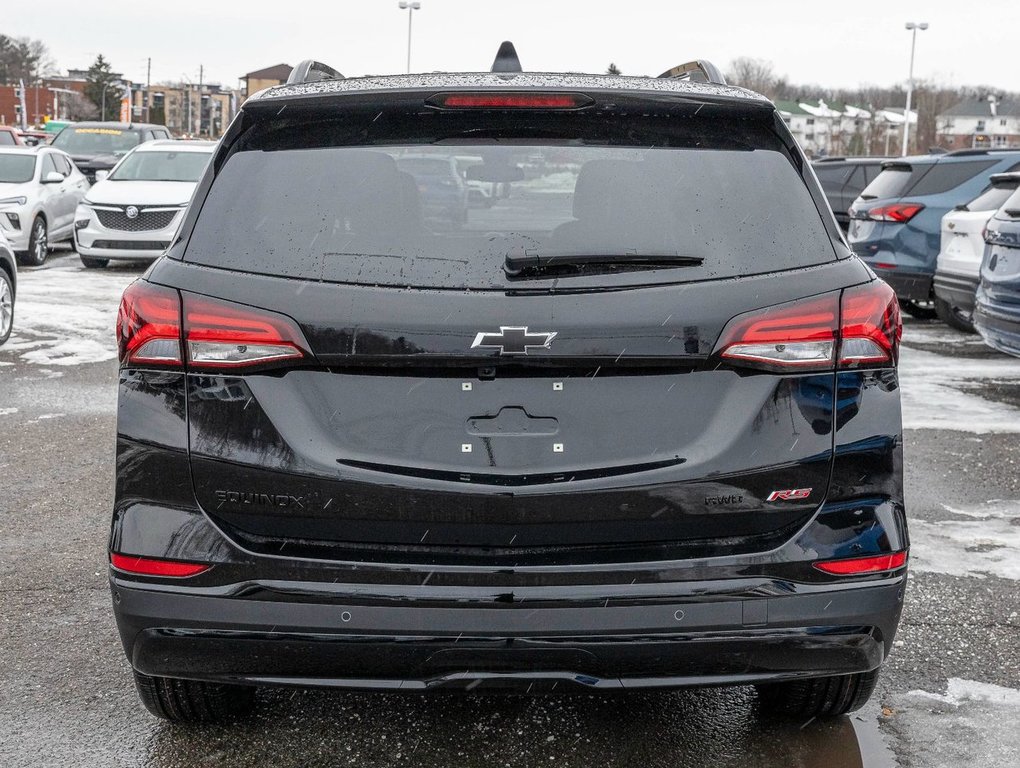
1, 251, 1018, 767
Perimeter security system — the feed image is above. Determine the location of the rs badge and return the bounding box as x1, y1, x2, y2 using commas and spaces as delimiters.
766, 488, 812, 502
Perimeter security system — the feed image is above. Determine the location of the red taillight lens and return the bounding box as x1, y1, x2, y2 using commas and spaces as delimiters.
716, 280, 901, 372
717, 294, 839, 370
839, 281, 901, 366
117, 280, 183, 366
867, 203, 924, 223
426, 92, 593, 110
812, 550, 907, 575
110, 553, 211, 578
118, 282, 311, 371
183, 294, 309, 369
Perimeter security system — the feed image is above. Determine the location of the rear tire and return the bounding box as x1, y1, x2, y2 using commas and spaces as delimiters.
132, 670, 256, 722
935, 297, 976, 333
755, 668, 880, 718
18, 216, 48, 267
898, 298, 937, 320
79, 255, 109, 269
0, 268, 13, 346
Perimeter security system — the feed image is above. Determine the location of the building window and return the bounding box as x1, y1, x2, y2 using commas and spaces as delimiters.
993, 135, 1008, 147
1001, 119, 1008, 127
806, 118, 815, 125
977, 120, 986, 131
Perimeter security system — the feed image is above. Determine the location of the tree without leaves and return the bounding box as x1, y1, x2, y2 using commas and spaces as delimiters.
0, 35, 54, 85
725, 57, 782, 98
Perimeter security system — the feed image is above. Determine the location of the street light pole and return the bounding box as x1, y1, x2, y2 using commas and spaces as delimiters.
901, 21, 928, 156
398, 1, 421, 74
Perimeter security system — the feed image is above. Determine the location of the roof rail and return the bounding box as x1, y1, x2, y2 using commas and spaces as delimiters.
943, 148, 1019, 157
286, 60, 344, 85
491, 41, 522, 73
657, 60, 727, 86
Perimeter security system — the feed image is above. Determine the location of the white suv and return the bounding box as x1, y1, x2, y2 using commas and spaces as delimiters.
74, 140, 214, 268
934, 172, 1020, 332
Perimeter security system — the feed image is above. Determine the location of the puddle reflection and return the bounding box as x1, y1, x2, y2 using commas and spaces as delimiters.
142, 686, 895, 767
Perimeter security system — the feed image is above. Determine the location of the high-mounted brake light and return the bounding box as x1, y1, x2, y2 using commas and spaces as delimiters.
812, 551, 907, 575
117, 281, 311, 371
426, 92, 593, 110
117, 281, 183, 366
110, 553, 211, 578
867, 203, 924, 223
716, 281, 901, 372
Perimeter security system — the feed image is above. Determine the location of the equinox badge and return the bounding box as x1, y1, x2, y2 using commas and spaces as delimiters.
471, 326, 557, 355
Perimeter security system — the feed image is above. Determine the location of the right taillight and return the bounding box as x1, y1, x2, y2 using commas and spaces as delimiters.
117, 280, 311, 371
716, 280, 901, 372
866, 203, 924, 223
839, 281, 901, 367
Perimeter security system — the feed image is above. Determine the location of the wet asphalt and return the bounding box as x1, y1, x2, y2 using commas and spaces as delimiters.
1, 252, 1018, 767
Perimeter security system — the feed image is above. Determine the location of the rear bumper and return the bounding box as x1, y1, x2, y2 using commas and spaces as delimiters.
974, 301, 1020, 357
111, 577, 904, 690
871, 268, 933, 302
933, 270, 980, 312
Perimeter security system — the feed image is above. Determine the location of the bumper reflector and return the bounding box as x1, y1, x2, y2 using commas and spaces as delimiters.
110, 553, 211, 578
812, 551, 908, 575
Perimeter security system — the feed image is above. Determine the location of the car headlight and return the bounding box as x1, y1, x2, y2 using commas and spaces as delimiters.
0, 196, 28, 206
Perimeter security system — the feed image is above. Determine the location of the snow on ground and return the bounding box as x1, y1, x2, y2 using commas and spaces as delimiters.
910, 500, 1020, 581
889, 679, 1020, 768
3, 259, 137, 366
898, 344, 1020, 433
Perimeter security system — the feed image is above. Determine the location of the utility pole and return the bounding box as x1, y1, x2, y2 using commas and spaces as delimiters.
197, 64, 203, 135
398, 2, 421, 74
901, 22, 929, 156
145, 57, 151, 123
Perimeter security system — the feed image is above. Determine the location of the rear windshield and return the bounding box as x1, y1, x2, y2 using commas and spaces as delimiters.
110, 150, 211, 182
859, 165, 917, 201
966, 182, 1020, 212
52, 127, 142, 156
0, 154, 35, 183
0, 132, 16, 146
184, 111, 834, 289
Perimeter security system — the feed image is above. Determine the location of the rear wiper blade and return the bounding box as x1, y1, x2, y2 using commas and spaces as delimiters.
505, 252, 704, 274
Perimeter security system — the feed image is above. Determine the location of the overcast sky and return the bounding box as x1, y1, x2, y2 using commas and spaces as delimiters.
9, 0, 1020, 93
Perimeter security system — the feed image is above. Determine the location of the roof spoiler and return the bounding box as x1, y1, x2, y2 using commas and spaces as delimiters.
657, 60, 726, 85
287, 60, 345, 85
491, 41, 523, 73
990, 172, 1020, 185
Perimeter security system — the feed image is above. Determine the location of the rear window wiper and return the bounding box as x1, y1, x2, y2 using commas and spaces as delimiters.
505, 252, 704, 275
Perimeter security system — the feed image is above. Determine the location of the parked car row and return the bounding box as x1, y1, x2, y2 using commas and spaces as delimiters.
814, 148, 1020, 359
0, 125, 214, 347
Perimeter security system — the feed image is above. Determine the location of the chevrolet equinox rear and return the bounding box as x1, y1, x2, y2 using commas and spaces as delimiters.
109, 49, 908, 723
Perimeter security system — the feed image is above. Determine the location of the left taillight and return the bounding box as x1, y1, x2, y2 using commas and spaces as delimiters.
715, 280, 902, 372
117, 281, 183, 367
184, 293, 309, 369
117, 280, 311, 371
866, 203, 924, 223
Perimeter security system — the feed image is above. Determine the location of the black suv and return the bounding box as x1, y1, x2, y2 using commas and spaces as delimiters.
51, 121, 172, 183
812, 156, 887, 230
109, 48, 908, 723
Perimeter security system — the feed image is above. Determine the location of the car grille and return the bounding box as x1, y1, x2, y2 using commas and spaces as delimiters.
95, 208, 177, 232
90, 240, 170, 251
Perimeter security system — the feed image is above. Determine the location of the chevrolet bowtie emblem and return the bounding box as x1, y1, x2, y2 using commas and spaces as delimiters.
471, 326, 557, 355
